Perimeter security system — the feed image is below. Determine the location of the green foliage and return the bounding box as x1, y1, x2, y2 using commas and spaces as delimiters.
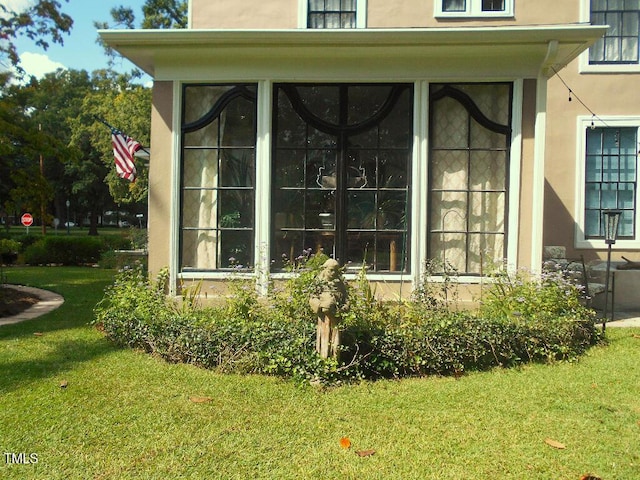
0, 238, 20, 264
479, 267, 593, 322
22, 236, 120, 265
0, 0, 73, 72
95, 257, 601, 385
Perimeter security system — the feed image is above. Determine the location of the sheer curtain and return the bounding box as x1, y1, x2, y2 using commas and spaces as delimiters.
429, 85, 509, 274
442, 0, 466, 12
182, 87, 226, 269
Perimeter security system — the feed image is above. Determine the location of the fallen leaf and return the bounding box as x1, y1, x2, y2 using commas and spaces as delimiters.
33, 332, 43, 337
339, 437, 351, 449
356, 449, 376, 457
59, 380, 68, 388
189, 396, 212, 403
580, 474, 602, 480
544, 438, 566, 449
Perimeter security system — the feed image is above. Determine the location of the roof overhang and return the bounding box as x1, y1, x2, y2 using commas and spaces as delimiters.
100, 25, 607, 81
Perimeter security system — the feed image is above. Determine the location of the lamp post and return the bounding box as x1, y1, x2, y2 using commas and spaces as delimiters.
65, 200, 70, 236
602, 209, 622, 333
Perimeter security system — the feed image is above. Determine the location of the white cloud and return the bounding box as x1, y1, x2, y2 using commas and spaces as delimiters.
17, 52, 66, 79
1, 0, 35, 16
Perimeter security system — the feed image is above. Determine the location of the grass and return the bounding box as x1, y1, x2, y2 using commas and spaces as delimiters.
1, 267, 639, 479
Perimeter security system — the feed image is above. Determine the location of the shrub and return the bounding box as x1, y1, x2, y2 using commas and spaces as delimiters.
94, 258, 601, 385
23, 236, 113, 265
0, 239, 21, 264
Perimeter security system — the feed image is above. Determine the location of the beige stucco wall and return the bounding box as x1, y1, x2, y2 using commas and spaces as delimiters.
190, 0, 579, 30
368, 0, 579, 27
545, 60, 640, 262
148, 81, 174, 278
190, 0, 298, 29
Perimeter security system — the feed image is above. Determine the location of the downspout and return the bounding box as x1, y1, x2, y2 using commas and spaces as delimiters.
531, 40, 559, 273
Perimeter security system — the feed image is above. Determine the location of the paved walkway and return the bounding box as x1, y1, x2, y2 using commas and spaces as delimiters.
599, 311, 640, 328
0, 285, 64, 326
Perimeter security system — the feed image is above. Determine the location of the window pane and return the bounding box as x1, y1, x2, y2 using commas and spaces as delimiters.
586, 155, 602, 182
347, 191, 376, 229
619, 212, 634, 236
618, 183, 635, 209
622, 37, 639, 61
620, 155, 637, 181
585, 209, 601, 237
482, 0, 505, 11
601, 184, 618, 208
378, 191, 407, 230
378, 151, 409, 188
273, 149, 305, 188
585, 183, 601, 209
220, 150, 254, 187
220, 230, 253, 268
182, 190, 216, 229
443, 0, 466, 12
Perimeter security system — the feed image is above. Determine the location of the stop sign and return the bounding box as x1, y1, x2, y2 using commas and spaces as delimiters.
21, 213, 34, 227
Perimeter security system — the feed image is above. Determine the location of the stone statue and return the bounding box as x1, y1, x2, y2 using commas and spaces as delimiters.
309, 259, 347, 359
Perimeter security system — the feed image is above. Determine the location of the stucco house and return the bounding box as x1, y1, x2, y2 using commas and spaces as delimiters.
100, 1, 639, 304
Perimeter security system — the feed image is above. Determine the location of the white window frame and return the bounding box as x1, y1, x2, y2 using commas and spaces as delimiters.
298, 0, 367, 28
575, 116, 640, 249
579, 0, 640, 73
435, 0, 514, 18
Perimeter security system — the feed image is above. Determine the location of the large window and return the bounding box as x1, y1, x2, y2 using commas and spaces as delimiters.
307, 0, 357, 28
272, 83, 413, 273
436, 0, 513, 17
180, 84, 257, 271
428, 84, 512, 275
584, 126, 638, 239
590, 0, 640, 64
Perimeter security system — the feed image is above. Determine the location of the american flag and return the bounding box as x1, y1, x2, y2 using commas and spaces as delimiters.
112, 129, 141, 182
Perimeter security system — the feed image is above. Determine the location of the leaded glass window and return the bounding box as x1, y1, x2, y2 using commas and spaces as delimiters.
428, 83, 512, 275
180, 84, 257, 271
272, 83, 413, 273
308, 0, 357, 28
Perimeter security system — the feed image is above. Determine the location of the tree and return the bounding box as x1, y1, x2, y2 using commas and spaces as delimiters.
0, 0, 73, 71
0, 69, 150, 235
95, 0, 187, 69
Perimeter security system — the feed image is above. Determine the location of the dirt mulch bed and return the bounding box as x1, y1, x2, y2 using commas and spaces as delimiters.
0, 286, 40, 318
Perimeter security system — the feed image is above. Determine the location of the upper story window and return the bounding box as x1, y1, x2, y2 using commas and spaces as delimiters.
308, 0, 357, 28
301, 0, 366, 28
589, 0, 640, 65
436, 0, 514, 17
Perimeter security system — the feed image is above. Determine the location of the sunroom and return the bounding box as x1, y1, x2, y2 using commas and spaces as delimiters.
100, 25, 606, 297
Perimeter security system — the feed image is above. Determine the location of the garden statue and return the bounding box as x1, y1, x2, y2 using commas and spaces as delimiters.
309, 259, 347, 359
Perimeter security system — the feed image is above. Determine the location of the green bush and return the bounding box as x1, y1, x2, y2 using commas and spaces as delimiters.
0, 239, 21, 264
23, 236, 105, 265
94, 258, 601, 385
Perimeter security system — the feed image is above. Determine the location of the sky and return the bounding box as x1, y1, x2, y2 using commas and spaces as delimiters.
7, 0, 149, 80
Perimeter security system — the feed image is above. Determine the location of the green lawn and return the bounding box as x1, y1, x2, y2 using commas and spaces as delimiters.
1, 267, 639, 479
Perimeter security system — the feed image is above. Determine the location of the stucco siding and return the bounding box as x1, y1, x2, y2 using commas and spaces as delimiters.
148, 81, 174, 278
545, 60, 640, 261
191, 0, 298, 29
